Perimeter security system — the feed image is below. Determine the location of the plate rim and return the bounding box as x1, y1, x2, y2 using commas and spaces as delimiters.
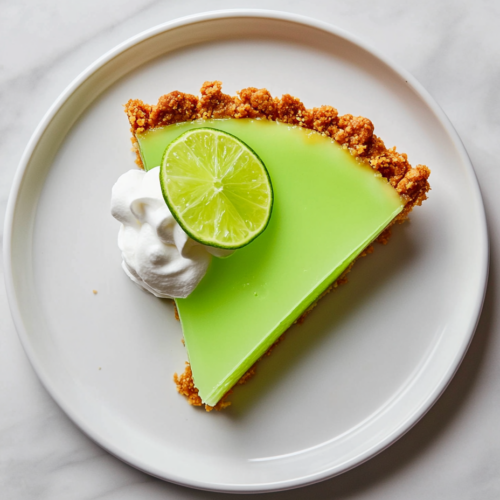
3, 9, 489, 493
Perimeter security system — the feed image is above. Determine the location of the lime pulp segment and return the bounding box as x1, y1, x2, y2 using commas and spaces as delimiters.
160, 128, 273, 249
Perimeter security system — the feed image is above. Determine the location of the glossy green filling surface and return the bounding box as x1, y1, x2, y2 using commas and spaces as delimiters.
137, 119, 404, 406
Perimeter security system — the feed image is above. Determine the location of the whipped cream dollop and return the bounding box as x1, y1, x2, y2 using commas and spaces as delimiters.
111, 167, 231, 299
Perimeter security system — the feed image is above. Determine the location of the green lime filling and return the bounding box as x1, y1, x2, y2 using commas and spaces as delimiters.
137, 118, 404, 406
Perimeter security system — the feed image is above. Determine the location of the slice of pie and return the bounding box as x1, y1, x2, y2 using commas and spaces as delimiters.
124, 81, 430, 411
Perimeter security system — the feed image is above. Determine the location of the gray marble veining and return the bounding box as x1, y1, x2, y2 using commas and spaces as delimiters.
1, 1, 500, 499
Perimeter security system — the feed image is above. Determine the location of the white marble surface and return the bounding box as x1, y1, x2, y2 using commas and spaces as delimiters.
1, 1, 499, 498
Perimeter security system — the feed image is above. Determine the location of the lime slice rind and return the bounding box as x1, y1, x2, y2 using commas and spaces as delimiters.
160, 128, 273, 250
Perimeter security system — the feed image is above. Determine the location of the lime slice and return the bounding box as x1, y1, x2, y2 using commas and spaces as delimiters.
159, 128, 273, 249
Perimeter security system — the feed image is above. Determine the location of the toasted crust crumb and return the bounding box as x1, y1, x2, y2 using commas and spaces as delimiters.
124, 99, 151, 134
174, 363, 231, 412
127, 81, 431, 411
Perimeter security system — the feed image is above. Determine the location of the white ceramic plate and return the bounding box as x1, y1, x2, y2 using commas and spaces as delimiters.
4, 10, 488, 493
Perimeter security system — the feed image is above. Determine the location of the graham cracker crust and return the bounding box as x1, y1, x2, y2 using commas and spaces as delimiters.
124, 81, 431, 411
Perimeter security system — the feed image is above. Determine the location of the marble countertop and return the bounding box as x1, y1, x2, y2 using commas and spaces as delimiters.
2, 1, 499, 498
